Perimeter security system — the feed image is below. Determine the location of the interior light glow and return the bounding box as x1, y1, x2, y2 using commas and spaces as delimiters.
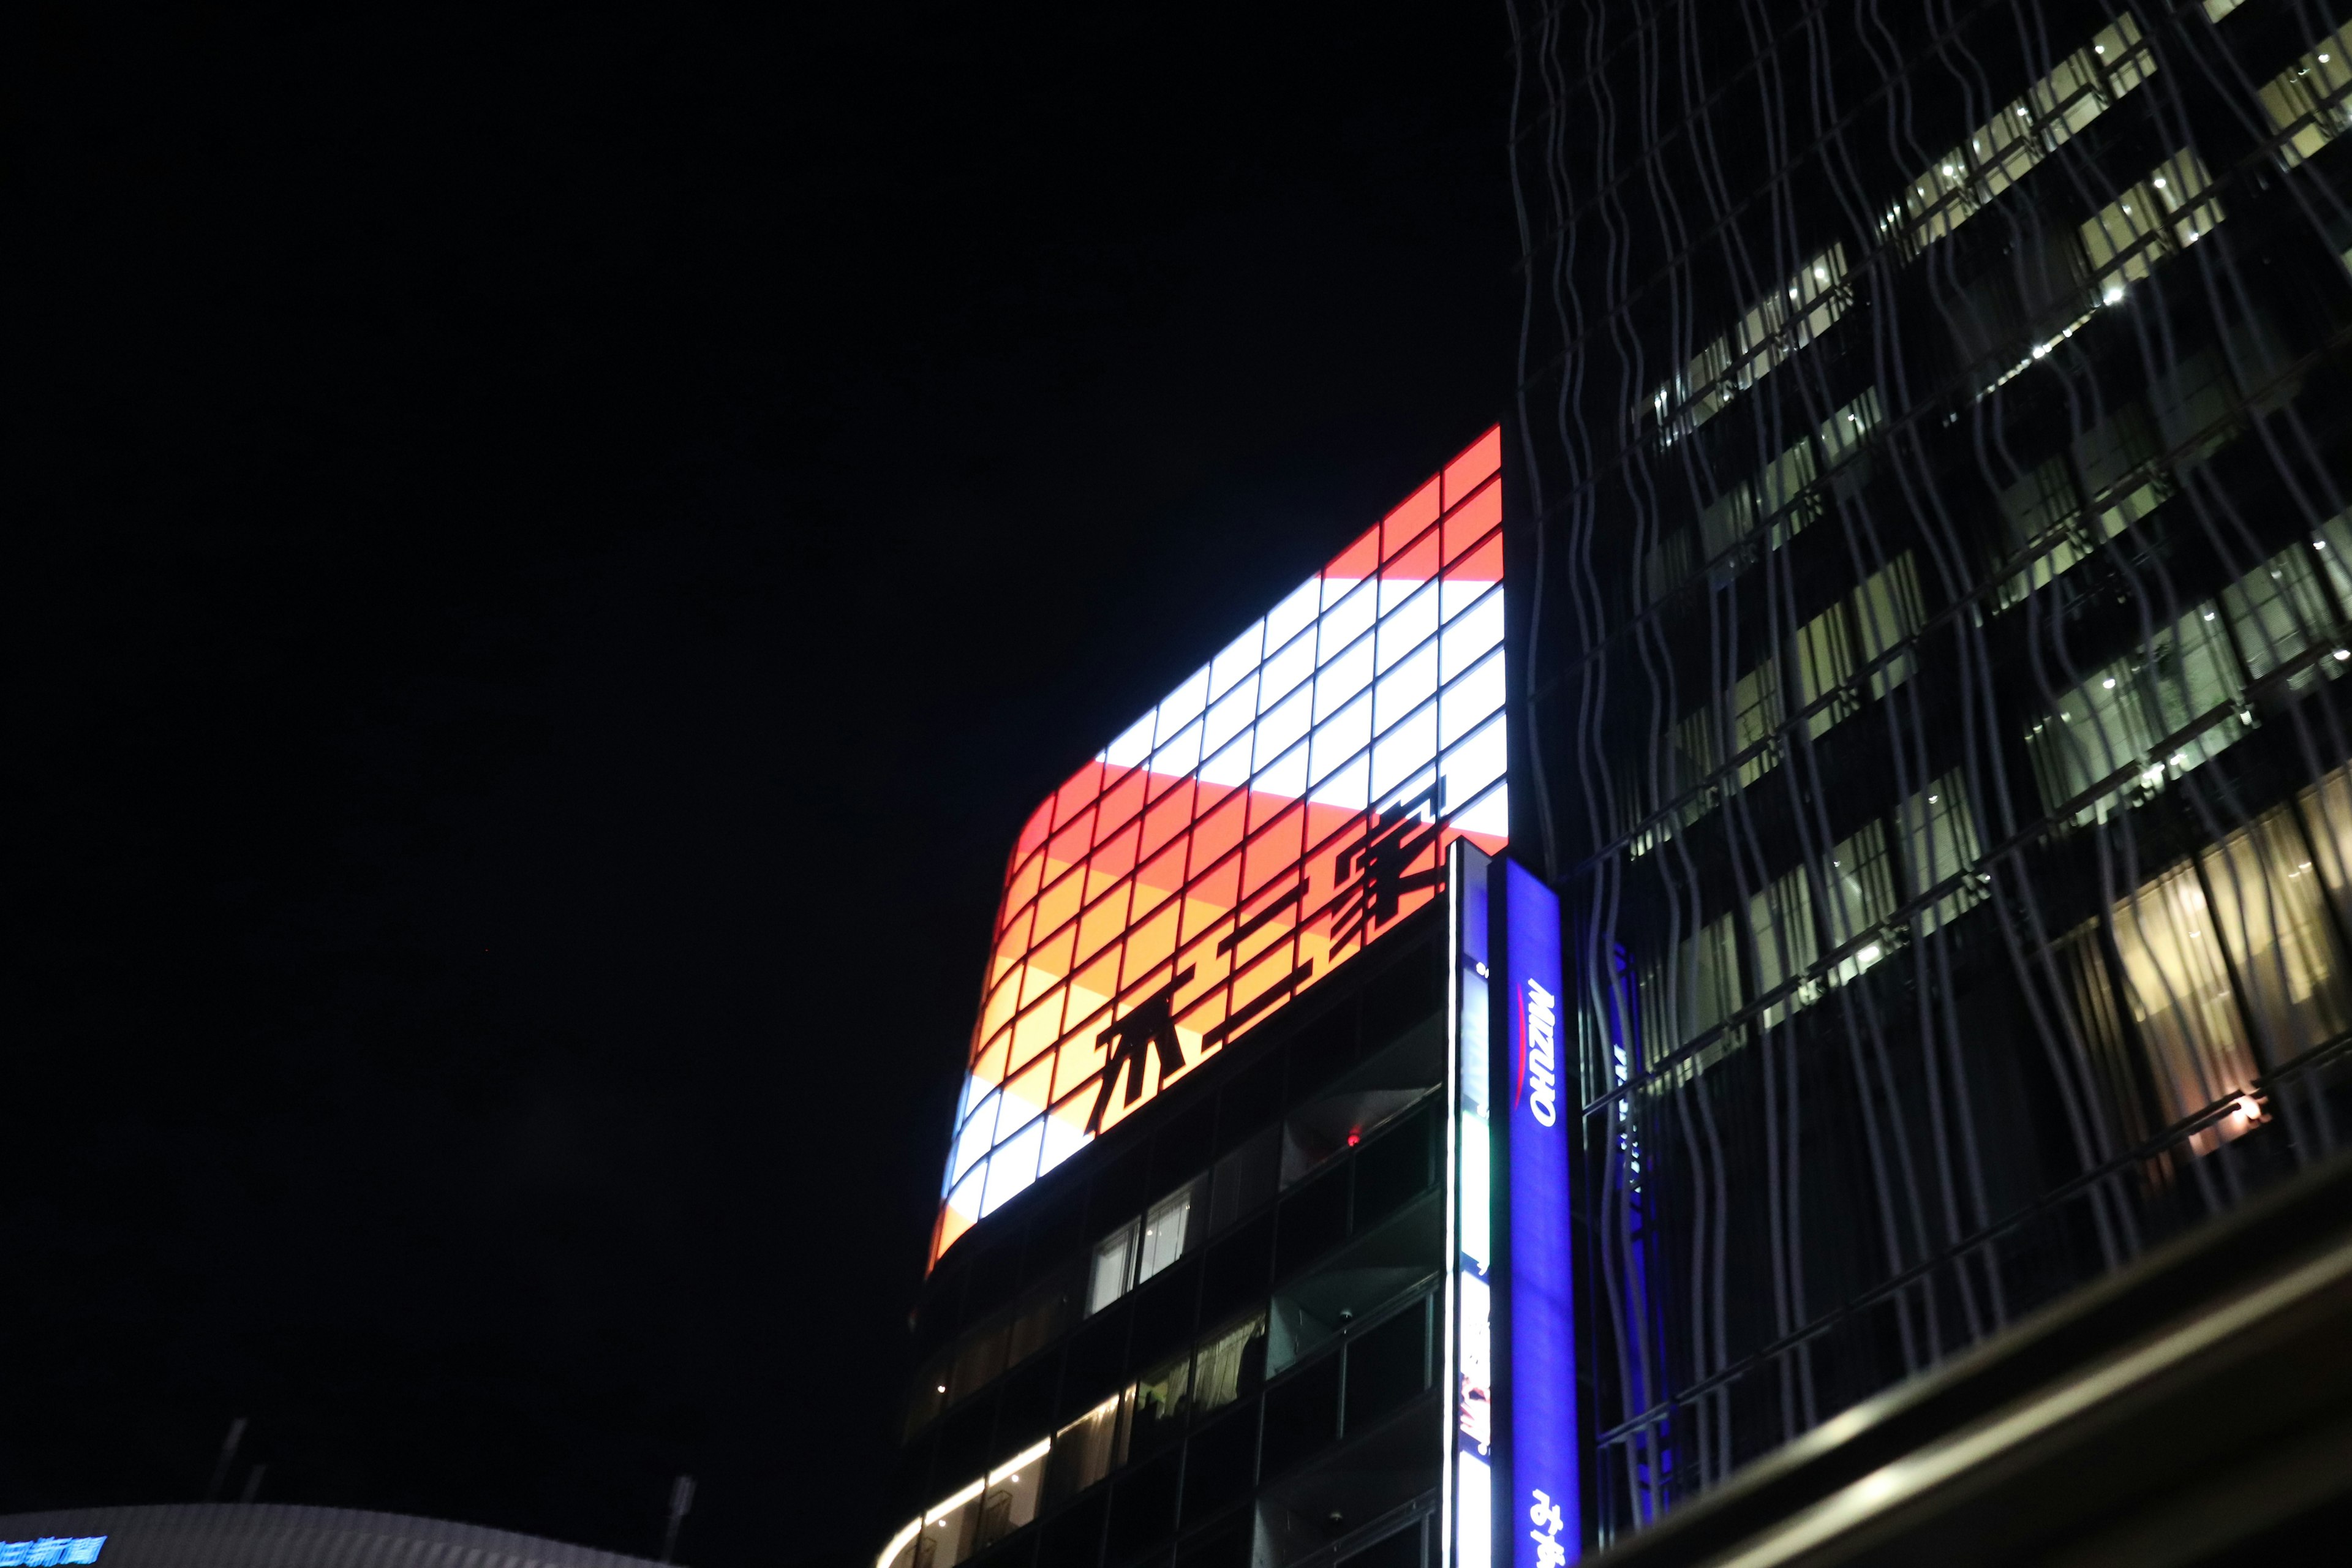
990, 1439, 1052, 1485
875, 1520, 921, 1568
926, 1477, 986, 1524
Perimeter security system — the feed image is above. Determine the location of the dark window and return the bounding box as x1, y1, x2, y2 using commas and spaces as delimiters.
1352, 1106, 1435, 1232
937, 1390, 998, 1493
971, 1529, 1039, 1568
1129, 1257, 1198, 1371
1361, 940, 1438, 1048
1026, 1193, 1087, 1284
1040, 1490, 1108, 1568
1275, 1170, 1351, 1281
1088, 1151, 1150, 1235
888, 1428, 938, 1524
953, 1318, 1011, 1402
998, 1350, 1061, 1443
1152, 1102, 1216, 1190
1011, 1273, 1078, 1366
907, 1348, 953, 1439
919, 1264, 970, 1358
1180, 1406, 1258, 1524
1208, 1128, 1278, 1234
1286, 1003, 1359, 1106
1344, 1300, 1429, 1433
1106, 1450, 1181, 1562
1215, 1054, 1283, 1154
1199, 1213, 1273, 1328
971, 1241, 1025, 1324
1338, 1521, 1423, 1568
1063, 1303, 1130, 1419
1259, 1353, 1342, 1479
1176, 1518, 1250, 1568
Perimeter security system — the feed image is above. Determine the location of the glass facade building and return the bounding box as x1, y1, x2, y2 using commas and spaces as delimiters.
1508, 0, 2352, 1548
892, 4, 2352, 1565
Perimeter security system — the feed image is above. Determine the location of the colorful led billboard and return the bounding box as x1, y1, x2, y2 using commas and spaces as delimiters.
935, 428, 1509, 1261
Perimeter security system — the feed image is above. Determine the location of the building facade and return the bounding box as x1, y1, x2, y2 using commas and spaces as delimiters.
886, 434, 1537, 1568
1508, 0, 2352, 1549
889, 1, 2352, 1563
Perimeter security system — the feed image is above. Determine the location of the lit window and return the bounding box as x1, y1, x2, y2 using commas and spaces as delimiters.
1648, 245, 1849, 440
1137, 1185, 1193, 1283
1126, 1352, 1191, 1453
2256, 26, 2352, 167
974, 1440, 1050, 1551
1881, 17, 2155, 255
1087, 1219, 1138, 1314
1193, 1311, 1270, 1412
1044, 1396, 1123, 1509
2080, 151, 2225, 288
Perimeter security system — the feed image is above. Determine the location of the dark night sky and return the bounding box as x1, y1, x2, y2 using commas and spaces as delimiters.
6, 6, 1513, 1568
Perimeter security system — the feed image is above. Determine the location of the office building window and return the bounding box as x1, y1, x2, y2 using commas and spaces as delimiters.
1796, 552, 1926, 734
2026, 596, 2242, 823
2258, 27, 2352, 167
1878, 15, 2154, 255
1138, 1185, 1193, 1284
1649, 244, 1850, 440
1638, 911, 1743, 1060
1751, 867, 1819, 1026
1822, 819, 1898, 981
1089, 1219, 1139, 1314
2200, 809, 2352, 1061
1899, 774, 1984, 935
2222, 541, 2339, 686
2081, 151, 2224, 293
2108, 861, 2262, 1155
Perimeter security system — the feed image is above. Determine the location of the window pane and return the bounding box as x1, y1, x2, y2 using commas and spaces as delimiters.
1193, 1311, 1270, 1413
1089, 1220, 1139, 1314
2199, 808, 2351, 1059
976, 1442, 1050, 1550
1046, 1396, 1124, 1508
2110, 862, 2259, 1134
1128, 1353, 1191, 1454
1138, 1186, 1193, 1284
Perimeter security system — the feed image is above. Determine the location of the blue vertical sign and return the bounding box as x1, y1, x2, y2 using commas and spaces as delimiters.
1446, 844, 1495, 1568
1505, 858, 1577, 1568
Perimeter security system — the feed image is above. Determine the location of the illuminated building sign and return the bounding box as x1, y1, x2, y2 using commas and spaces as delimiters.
1504, 859, 1578, 1568
1447, 845, 1496, 1568
936, 428, 1509, 1260
0, 1541, 105, 1567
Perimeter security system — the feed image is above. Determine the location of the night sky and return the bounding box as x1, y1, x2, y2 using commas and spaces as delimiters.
7, 7, 1513, 1567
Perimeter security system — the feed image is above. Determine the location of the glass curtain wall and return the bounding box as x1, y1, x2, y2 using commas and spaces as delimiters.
1511, 0, 2352, 1545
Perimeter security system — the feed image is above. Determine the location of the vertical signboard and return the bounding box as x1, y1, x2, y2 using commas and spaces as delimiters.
1444, 842, 1494, 1568
1504, 858, 1577, 1568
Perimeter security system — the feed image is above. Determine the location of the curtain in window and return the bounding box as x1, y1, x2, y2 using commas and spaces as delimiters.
2199, 808, 2351, 1061
2109, 861, 2260, 1135
1192, 1312, 1268, 1412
